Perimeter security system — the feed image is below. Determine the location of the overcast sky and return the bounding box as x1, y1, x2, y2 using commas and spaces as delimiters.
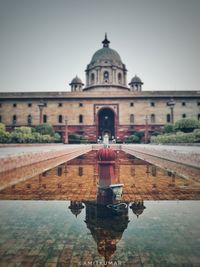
0, 0, 200, 92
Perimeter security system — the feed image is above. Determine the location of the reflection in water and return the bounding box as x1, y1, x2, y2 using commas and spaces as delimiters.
68, 201, 84, 217
0, 150, 200, 200
0, 149, 200, 266
67, 148, 146, 262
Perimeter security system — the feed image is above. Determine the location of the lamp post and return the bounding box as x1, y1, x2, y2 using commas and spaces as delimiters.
38, 101, 45, 124
144, 115, 149, 144
63, 117, 68, 144
167, 98, 176, 124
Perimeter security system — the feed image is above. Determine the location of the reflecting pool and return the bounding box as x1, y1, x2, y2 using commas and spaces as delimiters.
0, 150, 200, 267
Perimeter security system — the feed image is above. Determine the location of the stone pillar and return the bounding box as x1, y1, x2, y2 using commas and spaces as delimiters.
144, 115, 149, 144
63, 118, 68, 144
38, 102, 45, 124
86, 72, 89, 87
113, 68, 116, 84
124, 71, 127, 86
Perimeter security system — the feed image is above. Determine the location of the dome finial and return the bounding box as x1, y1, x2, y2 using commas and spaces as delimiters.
102, 32, 110, 48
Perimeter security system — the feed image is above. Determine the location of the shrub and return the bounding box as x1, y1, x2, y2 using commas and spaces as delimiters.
0, 123, 6, 132
14, 126, 32, 135
0, 123, 11, 143
174, 119, 200, 133
164, 123, 174, 133
150, 131, 199, 144
54, 133, 61, 142
40, 134, 54, 143
125, 135, 140, 143
68, 134, 88, 144
132, 131, 144, 138
0, 131, 11, 143
35, 123, 55, 136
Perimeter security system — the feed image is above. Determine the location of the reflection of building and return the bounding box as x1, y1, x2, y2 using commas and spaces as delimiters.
1, 34, 199, 142
84, 201, 129, 261
130, 201, 146, 218
68, 201, 84, 217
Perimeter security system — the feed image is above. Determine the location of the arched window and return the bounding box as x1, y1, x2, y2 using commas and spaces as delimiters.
79, 114, 83, 123
130, 114, 134, 123
57, 167, 62, 177
91, 73, 95, 83
150, 114, 155, 123
166, 114, 171, 123
118, 73, 122, 83
58, 115, 63, 123
12, 115, 17, 125
182, 114, 186, 118
198, 114, 200, 120
43, 114, 47, 123
78, 167, 83, 176
103, 71, 109, 82
27, 114, 32, 125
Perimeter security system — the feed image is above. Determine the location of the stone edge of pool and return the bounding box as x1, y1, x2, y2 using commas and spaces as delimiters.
0, 144, 200, 173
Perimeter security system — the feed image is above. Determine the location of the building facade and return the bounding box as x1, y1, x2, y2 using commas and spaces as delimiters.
0, 35, 200, 142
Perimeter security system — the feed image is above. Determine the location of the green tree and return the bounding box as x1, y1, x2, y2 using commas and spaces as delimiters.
125, 135, 140, 143
54, 133, 61, 142
164, 123, 174, 133
0, 123, 6, 132
14, 126, 32, 134
174, 119, 200, 133
35, 123, 55, 136
0, 123, 10, 143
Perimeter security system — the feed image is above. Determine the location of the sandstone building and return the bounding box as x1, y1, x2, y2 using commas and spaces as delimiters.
0, 34, 200, 142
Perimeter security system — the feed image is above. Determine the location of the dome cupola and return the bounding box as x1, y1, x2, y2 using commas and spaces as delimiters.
129, 75, 143, 92
84, 34, 128, 91
70, 75, 84, 92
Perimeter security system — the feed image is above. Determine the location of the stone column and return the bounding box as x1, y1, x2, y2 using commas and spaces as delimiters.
124, 71, 127, 86
63, 118, 68, 144
38, 101, 45, 124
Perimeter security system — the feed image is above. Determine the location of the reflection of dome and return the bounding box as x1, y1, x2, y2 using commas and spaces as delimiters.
84, 201, 129, 261
68, 201, 84, 217
130, 201, 146, 218
97, 147, 116, 161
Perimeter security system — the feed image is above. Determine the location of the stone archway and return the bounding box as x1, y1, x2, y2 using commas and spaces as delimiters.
98, 108, 115, 139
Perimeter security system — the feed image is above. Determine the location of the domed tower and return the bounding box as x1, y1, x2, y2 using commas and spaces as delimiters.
129, 75, 143, 92
84, 34, 128, 91
69, 76, 84, 92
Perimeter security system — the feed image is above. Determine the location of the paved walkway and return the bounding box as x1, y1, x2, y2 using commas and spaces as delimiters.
0, 144, 92, 173
121, 144, 200, 169
0, 144, 88, 158
123, 144, 200, 154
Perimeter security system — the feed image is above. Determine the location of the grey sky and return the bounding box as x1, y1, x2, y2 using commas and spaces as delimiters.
0, 0, 200, 92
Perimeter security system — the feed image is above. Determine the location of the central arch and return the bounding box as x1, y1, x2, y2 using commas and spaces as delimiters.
98, 108, 115, 139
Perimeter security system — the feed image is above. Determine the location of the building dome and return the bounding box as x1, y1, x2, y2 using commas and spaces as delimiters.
70, 76, 83, 85
129, 75, 143, 92
90, 47, 122, 65
69, 76, 84, 92
130, 75, 143, 84
84, 34, 128, 90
